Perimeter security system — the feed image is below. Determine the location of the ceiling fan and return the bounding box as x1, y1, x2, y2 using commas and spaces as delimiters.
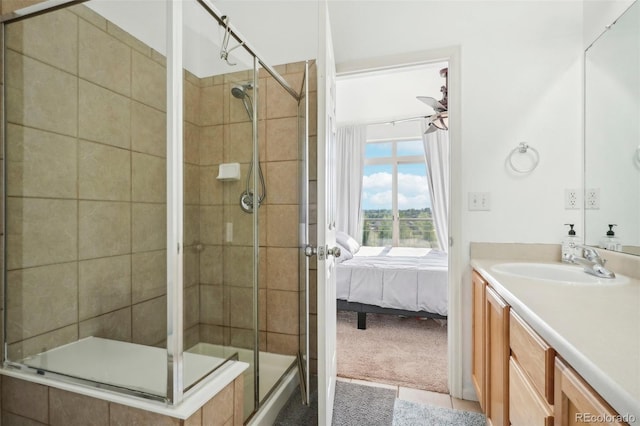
417, 67, 448, 134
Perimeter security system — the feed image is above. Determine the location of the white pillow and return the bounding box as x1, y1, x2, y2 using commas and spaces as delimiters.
335, 242, 353, 263
336, 231, 360, 255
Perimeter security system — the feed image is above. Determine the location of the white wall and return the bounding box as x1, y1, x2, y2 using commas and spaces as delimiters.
583, 0, 635, 48
330, 0, 584, 400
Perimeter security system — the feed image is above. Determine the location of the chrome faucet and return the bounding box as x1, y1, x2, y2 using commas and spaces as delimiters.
568, 244, 616, 278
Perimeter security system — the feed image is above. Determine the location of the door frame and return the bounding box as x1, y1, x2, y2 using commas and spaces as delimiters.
327, 45, 464, 399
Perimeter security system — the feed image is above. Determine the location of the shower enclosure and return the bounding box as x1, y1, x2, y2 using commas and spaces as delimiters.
1, 0, 313, 421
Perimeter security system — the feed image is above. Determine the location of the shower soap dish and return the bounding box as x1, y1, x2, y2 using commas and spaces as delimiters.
217, 163, 241, 181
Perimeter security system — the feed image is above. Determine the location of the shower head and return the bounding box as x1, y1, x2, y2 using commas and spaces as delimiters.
231, 82, 253, 99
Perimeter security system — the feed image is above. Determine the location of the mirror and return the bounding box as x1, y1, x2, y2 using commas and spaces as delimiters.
584, 0, 640, 255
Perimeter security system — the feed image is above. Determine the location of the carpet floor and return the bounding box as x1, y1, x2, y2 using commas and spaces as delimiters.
337, 311, 448, 393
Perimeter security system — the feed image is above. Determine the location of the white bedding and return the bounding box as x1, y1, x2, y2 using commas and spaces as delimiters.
336, 246, 448, 316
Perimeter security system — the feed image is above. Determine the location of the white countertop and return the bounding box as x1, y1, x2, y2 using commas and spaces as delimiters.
472, 259, 640, 425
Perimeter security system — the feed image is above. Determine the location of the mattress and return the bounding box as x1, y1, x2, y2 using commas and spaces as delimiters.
336, 247, 448, 316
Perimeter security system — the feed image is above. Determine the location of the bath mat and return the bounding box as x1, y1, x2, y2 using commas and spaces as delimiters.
332, 381, 396, 426
392, 399, 486, 426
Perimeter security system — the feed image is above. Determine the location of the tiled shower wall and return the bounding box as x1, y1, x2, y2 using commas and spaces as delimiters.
3, 4, 177, 359
0, 0, 318, 370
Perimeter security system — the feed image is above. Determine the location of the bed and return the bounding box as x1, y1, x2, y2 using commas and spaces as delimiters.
335, 233, 448, 330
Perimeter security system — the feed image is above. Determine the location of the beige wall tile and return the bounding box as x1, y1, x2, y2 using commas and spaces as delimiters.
185, 163, 200, 205
228, 328, 256, 350
79, 19, 131, 96
6, 262, 78, 342
132, 101, 166, 157
184, 122, 201, 165
200, 125, 224, 166
233, 376, 244, 426
228, 286, 253, 329
200, 84, 225, 126
221, 164, 247, 206
200, 206, 223, 245
184, 324, 200, 350
79, 201, 131, 259
5, 9, 77, 74
224, 246, 253, 287
132, 153, 166, 202
200, 284, 224, 325
79, 80, 131, 149
184, 205, 200, 246
79, 255, 131, 320
79, 307, 131, 342
7, 324, 77, 360
106, 21, 152, 57
132, 50, 166, 112
6, 124, 77, 198
2, 411, 47, 425
185, 408, 202, 426
184, 80, 201, 125
50, 388, 109, 426
68, 4, 107, 30
184, 285, 199, 329
79, 140, 131, 201
267, 332, 298, 356
2, 376, 48, 424
132, 250, 166, 304
2, 0, 43, 14
184, 248, 200, 288
6, 198, 77, 270
199, 166, 223, 206
265, 161, 299, 205
5, 51, 78, 137
202, 382, 234, 426
132, 296, 166, 346
200, 245, 223, 285
109, 403, 180, 426
265, 117, 298, 161
225, 207, 254, 246
266, 78, 298, 119
132, 203, 166, 252
266, 205, 299, 247
266, 290, 298, 335
266, 247, 298, 291
200, 324, 224, 345
226, 122, 253, 164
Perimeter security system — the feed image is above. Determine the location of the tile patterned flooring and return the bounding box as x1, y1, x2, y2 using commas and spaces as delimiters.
336, 376, 482, 414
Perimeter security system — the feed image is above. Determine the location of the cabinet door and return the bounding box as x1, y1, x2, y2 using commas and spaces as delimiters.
554, 358, 628, 426
486, 286, 510, 426
472, 271, 486, 410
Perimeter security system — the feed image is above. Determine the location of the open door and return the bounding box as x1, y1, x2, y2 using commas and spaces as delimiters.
316, 2, 338, 425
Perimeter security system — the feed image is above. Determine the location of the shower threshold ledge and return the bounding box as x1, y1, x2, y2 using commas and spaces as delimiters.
1, 337, 249, 419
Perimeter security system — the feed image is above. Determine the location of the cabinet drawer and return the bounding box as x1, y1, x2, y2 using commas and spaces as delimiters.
510, 311, 554, 404
509, 358, 553, 426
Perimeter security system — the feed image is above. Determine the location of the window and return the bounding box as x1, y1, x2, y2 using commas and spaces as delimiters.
361, 139, 436, 247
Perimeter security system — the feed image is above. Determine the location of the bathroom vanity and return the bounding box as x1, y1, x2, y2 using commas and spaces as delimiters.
471, 259, 639, 426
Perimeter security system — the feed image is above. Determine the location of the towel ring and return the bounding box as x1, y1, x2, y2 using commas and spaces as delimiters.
508, 142, 539, 173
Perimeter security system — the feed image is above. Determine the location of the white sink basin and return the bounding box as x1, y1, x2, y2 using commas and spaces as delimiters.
490, 262, 629, 286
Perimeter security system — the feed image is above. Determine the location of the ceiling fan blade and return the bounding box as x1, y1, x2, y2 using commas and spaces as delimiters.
417, 96, 446, 112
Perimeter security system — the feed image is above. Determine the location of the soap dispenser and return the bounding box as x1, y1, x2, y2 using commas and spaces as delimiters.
600, 224, 621, 251
562, 224, 579, 262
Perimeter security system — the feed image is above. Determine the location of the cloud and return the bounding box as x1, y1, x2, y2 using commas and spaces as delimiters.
361, 171, 431, 209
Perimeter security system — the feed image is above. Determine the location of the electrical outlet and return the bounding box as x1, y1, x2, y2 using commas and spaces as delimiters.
468, 192, 491, 211
586, 188, 600, 209
565, 189, 580, 209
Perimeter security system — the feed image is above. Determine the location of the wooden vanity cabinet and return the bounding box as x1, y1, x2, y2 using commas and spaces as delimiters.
509, 311, 554, 426
472, 271, 486, 410
554, 358, 628, 426
485, 286, 510, 426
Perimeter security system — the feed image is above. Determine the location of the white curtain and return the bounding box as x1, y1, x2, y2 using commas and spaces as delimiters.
336, 125, 367, 242
421, 122, 449, 252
